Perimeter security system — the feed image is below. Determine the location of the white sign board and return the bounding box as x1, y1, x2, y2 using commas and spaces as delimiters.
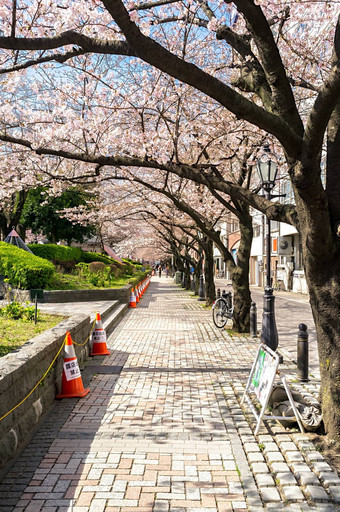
250, 345, 278, 406
64, 360, 81, 381
241, 344, 304, 435
92, 330, 107, 343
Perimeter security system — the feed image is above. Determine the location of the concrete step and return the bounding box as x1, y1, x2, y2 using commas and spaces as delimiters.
103, 303, 129, 336
90, 301, 129, 337
97, 300, 120, 323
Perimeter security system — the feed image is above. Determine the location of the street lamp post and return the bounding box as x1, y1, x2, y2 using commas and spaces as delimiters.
257, 145, 279, 352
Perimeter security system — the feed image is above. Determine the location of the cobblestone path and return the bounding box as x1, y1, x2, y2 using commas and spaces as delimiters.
1, 277, 340, 511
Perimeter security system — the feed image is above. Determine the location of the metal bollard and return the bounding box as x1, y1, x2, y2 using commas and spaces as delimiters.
297, 323, 309, 381
198, 274, 205, 301
216, 288, 221, 298
34, 294, 38, 325
250, 301, 257, 338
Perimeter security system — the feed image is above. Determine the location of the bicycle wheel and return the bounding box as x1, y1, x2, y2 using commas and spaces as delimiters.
212, 298, 228, 328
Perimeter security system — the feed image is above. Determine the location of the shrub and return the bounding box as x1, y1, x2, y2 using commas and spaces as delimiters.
0, 242, 55, 289
122, 260, 135, 275
52, 259, 76, 273
124, 257, 142, 266
29, 244, 82, 262
89, 261, 106, 273
75, 261, 113, 287
109, 264, 122, 278
80, 250, 114, 265
0, 301, 38, 321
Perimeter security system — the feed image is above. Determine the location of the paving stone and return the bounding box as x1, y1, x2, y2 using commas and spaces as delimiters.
254, 473, 276, 487
270, 462, 291, 473
297, 471, 320, 486
281, 485, 305, 501
295, 440, 317, 452
308, 505, 337, 512
247, 452, 265, 463
263, 443, 279, 453
285, 451, 305, 463
153, 500, 170, 511
251, 462, 269, 474
0, 278, 336, 512
290, 462, 312, 475
266, 451, 285, 463
304, 451, 325, 461
312, 461, 334, 475
264, 505, 285, 512
318, 472, 340, 487
304, 485, 330, 501
279, 442, 298, 453
276, 472, 297, 485
328, 486, 340, 503
243, 443, 261, 453
259, 487, 282, 502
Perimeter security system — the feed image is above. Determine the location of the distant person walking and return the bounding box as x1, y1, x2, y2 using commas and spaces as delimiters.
158, 266, 162, 278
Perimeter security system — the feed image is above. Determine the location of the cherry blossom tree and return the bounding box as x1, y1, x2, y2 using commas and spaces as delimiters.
0, 0, 339, 438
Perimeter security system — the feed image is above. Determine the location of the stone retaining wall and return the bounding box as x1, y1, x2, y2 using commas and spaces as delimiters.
41, 285, 131, 304
0, 313, 91, 478
2, 272, 150, 304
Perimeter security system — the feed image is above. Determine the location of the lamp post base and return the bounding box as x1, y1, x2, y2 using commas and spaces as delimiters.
260, 285, 279, 352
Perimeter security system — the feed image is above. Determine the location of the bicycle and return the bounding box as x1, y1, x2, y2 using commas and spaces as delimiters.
212, 289, 233, 328
273, 279, 285, 292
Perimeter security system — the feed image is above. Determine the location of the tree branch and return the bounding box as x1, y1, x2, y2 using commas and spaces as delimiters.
0, 131, 298, 227
233, 0, 303, 133
0, 48, 87, 75
0, 30, 134, 56
101, 0, 302, 156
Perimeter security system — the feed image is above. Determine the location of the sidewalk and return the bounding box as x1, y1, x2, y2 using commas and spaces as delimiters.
1, 277, 340, 511
215, 278, 320, 379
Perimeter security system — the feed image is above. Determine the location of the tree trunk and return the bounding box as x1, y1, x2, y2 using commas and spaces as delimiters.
194, 261, 201, 295
304, 254, 340, 442
230, 218, 252, 333
301, 103, 340, 441
203, 238, 215, 305
292, 152, 340, 440
213, 205, 253, 333
185, 264, 191, 290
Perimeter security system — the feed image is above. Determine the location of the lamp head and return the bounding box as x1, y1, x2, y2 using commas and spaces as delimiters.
257, 145, 278, 191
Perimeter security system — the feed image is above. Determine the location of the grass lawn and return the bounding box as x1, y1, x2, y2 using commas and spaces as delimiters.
0, 314, 65, 357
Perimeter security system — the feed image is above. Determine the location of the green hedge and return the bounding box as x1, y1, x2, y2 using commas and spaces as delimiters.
26, 243, 136, 278
81, 252, 133, 275
0, 242, 55, 289
80, 251, 116, 265
28, 244, 82, 262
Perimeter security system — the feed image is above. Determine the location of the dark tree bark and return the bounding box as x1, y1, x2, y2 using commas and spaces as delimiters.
202, 237, 215, 306
229, 210, 253, 333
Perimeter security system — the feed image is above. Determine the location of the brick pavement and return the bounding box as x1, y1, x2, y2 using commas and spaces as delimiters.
0, 277, 340, 511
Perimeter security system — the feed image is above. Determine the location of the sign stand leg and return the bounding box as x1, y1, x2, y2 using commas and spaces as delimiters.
280, 373, 305, 433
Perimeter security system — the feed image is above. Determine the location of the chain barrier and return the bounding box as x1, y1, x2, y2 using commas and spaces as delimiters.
72, 317, 97, 346
0, 315, 97, 423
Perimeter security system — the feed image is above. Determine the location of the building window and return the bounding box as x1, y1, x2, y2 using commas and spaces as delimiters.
253, 224, 261, 238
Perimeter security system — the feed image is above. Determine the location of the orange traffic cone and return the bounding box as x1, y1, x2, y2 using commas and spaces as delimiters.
90, 312, 110, 356
56, 332, 90, 399
135, 285, 140, 303
129, 288, 137, 308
